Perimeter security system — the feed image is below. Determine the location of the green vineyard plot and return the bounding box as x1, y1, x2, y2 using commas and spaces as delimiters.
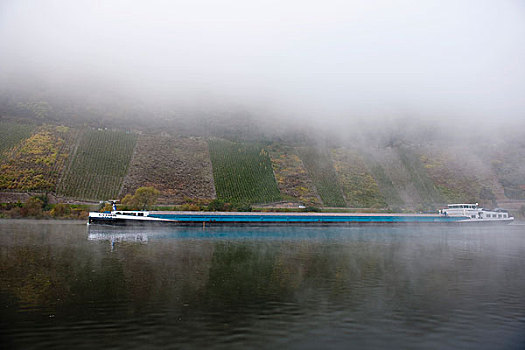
59, 129, 137, 200
208, 139, 281, 204
297, 147, 346, 207
0, 121, 35, 161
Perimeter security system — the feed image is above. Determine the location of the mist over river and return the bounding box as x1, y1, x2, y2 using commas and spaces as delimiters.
1, 220, 525, 349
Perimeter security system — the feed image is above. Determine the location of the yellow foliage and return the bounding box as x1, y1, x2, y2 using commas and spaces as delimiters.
0, 126, 72, 191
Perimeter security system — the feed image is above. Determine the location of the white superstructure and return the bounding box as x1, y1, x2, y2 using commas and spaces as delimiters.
440, 203, 514, 223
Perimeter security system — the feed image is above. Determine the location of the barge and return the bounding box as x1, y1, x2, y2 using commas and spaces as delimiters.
88, 204, 513, 226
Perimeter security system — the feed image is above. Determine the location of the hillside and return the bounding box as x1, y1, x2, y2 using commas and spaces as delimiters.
0, 121, 35, 162
208, 139, 281, 204
0, 118, 524, 215
297, 147, 346, 207
267, 143, 321, 206
120, 134, 216, 204
331, 148, 386, 208
0, 125, 76, 192
58, 129, 137, 200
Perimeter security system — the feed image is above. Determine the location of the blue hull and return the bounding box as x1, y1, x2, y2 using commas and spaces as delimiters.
89, 212, 473, 226
149, 213, 466, 224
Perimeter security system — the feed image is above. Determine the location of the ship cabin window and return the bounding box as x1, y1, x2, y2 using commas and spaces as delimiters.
116, 212, 122, 215
498, 214, 502, 218
471, 215, 476, 218
503, 214, 507, 218
138, 213, 144, 216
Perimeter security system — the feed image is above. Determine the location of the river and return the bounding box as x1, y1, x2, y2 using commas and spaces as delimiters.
1, 220, 525, 349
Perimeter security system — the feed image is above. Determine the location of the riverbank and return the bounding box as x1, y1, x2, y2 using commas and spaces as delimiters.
0, 218, 86, 224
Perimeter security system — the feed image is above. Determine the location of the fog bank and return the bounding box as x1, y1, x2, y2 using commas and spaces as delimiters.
1, 0, 524, 128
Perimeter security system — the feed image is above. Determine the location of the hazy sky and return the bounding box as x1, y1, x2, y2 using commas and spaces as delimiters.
1, 0, 524, 124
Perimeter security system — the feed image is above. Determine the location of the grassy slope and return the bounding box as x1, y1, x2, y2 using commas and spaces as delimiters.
208, 139, 281, 204
332, 148, 387, 208
121, 134, 216, 203
58, 129, 137, 200
0, 125, 75, 192
297, 147, 346, 207
267, 143, 321, 205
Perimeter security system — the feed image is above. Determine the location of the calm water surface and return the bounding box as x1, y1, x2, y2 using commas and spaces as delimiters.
1, 220, 525, 349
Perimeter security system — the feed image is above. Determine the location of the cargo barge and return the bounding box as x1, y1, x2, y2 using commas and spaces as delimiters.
88, 204, 513, 226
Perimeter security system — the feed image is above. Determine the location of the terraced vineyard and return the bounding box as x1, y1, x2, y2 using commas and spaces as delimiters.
0, 121, 35, 161
361, 150, 404, 209
491, 140, 525, 200
58, 129, 137, 200
363, 146, 448, 210
121, 134, 216, 203
267, 143, 321, 205
419, 148, 480, 203
208, 139, 281, 204
0, 125, 75, 191
397, 146, 444, 207
297, 147, 345, 207
332, 148, 386, 208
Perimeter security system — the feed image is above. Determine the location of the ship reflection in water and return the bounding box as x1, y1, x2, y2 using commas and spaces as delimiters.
88, 229, 149, 251
87, 224, 434, 247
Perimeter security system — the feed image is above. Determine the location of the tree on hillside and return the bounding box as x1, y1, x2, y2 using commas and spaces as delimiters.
121, 186, 160, 210
135, 187, 160, 210
120, 194, 138, 210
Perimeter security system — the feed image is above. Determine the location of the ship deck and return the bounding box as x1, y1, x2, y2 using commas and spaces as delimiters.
144, 211, 467, 224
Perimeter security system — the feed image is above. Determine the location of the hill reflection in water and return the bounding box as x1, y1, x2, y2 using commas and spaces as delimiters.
2, 221, 525, 349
